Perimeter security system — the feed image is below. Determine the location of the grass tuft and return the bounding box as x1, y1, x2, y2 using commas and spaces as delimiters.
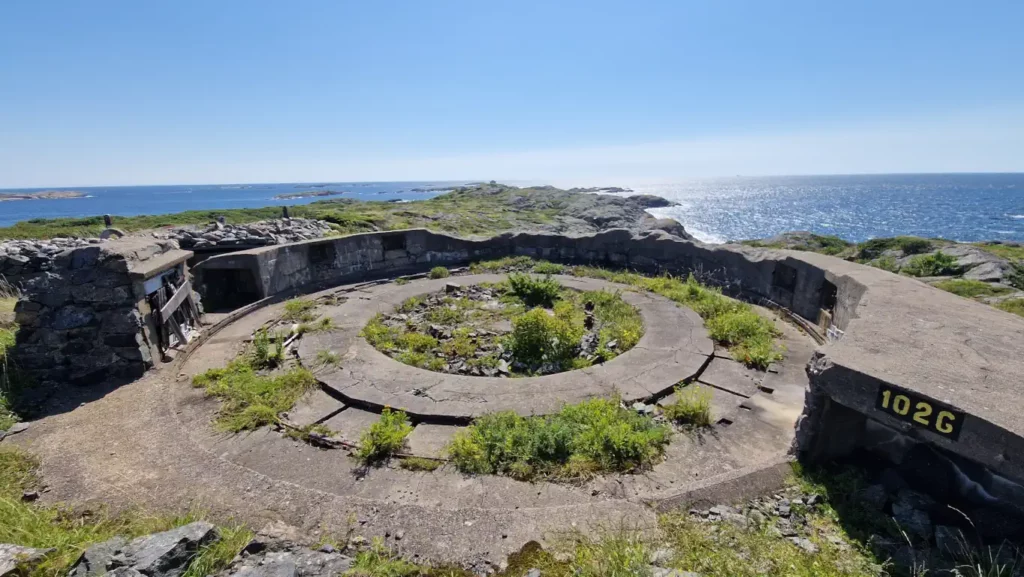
428, 266, 450, 279
447, 397, 670, 480
507, 273, 562, 307
933, 279, 1014, 299
662, 385, 713, 428
282, 298, 318, 322
398, 457, 443, 472
997, 299, 1024, 318
192, 358, 317, 432
356, 408, 413, 465
901, 251, 960, 277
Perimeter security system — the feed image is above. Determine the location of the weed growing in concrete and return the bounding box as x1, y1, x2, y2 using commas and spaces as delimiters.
398, 456, 442, 472
428, 266, 450, 279
282, 298, 319, 322
192, 359, 317, 432
507, 273, 562, 307
447, 397, 670, 480
356, 408, 413, 465
901, 251, 960, 277
250, 328, 285, 369
314, 349, 341, 368
394, 277, 410, 285
297, 317, 334, 334
663, 385, 713, 428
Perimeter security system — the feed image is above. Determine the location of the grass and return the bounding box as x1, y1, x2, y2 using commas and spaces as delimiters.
398, 457, 443, 472
933, 279, 1014, 298
662, 385, 713, 428
446, 397, 671, 481
282, 298, 318, 322
742, 234, 853, 256
356, 408, 413, 465
507, 273, 561, 307
428, 266, 450, 279
315, 349, 341, 367
974, 242, 1024, 262
1, 288, 22, 431
0, 447, 247, 577
567, 266, 782, 369
997, 299, 1024, 318
192, 357, 317, 432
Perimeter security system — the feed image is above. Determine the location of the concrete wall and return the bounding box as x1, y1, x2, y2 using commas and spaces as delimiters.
193, 228, 1024, 492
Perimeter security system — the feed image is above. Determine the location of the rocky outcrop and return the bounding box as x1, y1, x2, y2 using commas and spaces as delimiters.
70, 522, 218, 577
167, 219, 334, 250
0, 543, 53, 577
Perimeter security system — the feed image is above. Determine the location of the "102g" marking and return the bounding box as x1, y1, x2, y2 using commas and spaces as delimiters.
875, 386, 964, 440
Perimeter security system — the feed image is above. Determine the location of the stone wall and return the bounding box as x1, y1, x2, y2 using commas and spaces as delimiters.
0, 238, 102, 288
12, 239, 193, 387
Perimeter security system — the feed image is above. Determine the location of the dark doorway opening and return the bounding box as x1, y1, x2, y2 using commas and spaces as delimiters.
200, 268, 262, 312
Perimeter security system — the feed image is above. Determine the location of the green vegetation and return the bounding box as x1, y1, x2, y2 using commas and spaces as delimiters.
509, 308, 584, 369
315, 349, 341, 367
0, 447, 247, 577
857, 236, 933, 260
567, 266, 783, 369
532, 261, 566, 275
1008, 262, 1024, 291
428, 266, 450, 279
0, 184, 570, 241
468, 255, 536, 273
507, 273, 561, 307
933, 279, 1014, 299
446, 397, 671, 481
662, 385, 713, 428
997, 299, 1024, 318
900, 250, 960, 277
364, 277, 643, 375
974, 242, 1024, 262
742, 233, 853, 256
398, 456, 443, 472
867, 255, 899, 273
356, 408, 413, 465
1, 282, 22, 431
192, 355, 317, 432
250, 328, 286, 369
282, 298, 318, 322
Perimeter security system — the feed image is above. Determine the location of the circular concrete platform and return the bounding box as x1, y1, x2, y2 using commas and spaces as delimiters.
296, 274, 715, 420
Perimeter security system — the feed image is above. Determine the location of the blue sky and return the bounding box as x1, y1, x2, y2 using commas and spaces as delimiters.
1, 0, 1022, 187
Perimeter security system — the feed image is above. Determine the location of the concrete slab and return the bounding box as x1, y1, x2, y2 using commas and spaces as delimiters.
696, 357, 764, 398
657, 382, 745, 423
407, 424, 462, 458
285, 388, 346, 427
321, 407, 382, 443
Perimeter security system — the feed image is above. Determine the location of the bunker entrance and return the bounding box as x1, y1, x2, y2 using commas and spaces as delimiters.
202, 268, 262, 312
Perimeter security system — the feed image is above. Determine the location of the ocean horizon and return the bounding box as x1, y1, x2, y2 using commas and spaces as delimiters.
2, 173, 1023, 243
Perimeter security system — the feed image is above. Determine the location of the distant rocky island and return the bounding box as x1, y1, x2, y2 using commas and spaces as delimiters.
568, 186, 634, 194
0, 190, 87, 202
272, 190, 347, 200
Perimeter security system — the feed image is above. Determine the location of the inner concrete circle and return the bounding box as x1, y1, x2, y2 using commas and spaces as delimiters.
297, 274, 714, 420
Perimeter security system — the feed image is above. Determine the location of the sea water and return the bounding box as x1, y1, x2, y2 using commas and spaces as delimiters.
2, 174, 1022, 243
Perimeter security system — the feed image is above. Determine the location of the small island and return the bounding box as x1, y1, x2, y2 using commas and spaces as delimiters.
272, 190, 347, 200
0, 190, 87, 202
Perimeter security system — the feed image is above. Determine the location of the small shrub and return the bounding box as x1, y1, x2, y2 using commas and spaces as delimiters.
356, 408, 413, 465
507, 273, 562, 307
361, 315, 400, 350
428, 266, 450, 279
509, 308, 583, 368
902, 251, 960, 277
447, 397, 670, 480
532, 261, 565, 274
663, 385, 712, 427
282, 298, 318, 322
398, 457, 442, 472
896, 237, 933, 255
